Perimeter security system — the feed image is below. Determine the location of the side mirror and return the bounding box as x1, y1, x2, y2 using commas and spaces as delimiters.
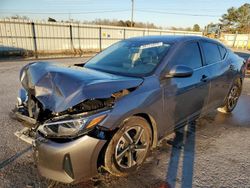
166, 65, 193, 78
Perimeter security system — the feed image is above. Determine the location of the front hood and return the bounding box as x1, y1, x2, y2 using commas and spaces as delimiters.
20, 62, 143, 112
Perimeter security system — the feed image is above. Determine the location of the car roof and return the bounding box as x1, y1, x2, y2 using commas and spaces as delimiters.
125, 35, 221, 45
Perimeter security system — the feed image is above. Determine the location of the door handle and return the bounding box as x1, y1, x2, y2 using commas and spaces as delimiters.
201, 75, 208, 82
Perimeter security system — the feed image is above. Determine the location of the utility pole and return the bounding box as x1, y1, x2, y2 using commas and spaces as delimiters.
131, 0, 134, 27
68, 11, 71, 22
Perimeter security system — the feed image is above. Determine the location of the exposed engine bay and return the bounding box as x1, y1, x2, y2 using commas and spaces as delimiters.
13, 89, 131, 126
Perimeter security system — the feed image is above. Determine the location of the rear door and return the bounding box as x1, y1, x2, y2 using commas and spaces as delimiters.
200, 41, 232, 109
161, 41, 210, 131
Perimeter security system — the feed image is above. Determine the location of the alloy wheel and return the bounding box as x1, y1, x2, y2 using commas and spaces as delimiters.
227, 85, 240, 111
114, 126, 149, 169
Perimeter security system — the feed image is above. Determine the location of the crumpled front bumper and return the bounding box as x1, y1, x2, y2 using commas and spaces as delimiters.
33, 135, 106, 183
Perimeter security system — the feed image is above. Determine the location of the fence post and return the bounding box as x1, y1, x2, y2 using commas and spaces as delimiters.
99, 27, 102, 52
78, 24, 81, 53
69, 24, 74, 52
233, 31, 238, 48
31, 22, 38, 59
123, 28, 126, 39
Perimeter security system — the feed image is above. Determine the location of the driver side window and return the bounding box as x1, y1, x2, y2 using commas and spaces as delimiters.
174, 42, 202, 69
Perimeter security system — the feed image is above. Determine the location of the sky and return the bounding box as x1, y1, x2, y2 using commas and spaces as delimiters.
0, 0, 248, 28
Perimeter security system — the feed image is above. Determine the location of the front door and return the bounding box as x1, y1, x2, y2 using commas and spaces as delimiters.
161, 41, 210, 132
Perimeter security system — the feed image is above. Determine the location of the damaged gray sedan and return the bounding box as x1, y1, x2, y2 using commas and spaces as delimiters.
13, 36, 245, 183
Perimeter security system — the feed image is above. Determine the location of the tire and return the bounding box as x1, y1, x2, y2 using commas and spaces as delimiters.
104, 116, 152, 176
218, 79, 242, 113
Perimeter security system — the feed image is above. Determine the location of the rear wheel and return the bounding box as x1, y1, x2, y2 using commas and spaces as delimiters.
218, 80, 241, 113
104, 116, 152, 176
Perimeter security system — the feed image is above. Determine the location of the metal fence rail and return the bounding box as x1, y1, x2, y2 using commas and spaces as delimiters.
0, 18, 202, 58
1, 19, 249, 59
223, 33, 250, 50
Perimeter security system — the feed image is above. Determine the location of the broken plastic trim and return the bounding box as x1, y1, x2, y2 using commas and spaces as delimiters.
14, 127, 35, 145
18, 87, 136, 123
58, 98, 115, 116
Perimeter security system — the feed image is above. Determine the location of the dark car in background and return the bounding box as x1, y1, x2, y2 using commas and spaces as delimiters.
13, 36, 245, 183
245, 57, 250, 76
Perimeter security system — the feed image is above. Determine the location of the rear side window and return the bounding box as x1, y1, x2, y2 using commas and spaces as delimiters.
173, 42, 202, 69
202, 42, 221, 64
218, 45, 227, 59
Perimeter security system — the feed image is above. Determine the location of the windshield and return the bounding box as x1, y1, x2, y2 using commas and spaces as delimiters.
84, 40, 171, 76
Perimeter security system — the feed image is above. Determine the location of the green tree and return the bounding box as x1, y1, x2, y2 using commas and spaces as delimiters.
193, 24, 200, 32
220, 3, 250, 33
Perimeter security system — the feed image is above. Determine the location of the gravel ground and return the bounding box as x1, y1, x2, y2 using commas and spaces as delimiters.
0, 53, 250, 188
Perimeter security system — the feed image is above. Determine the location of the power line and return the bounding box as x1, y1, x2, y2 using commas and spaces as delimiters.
0, 9, 221, 18
136, 10, 220, 17
0, 10, 130, 15
0, 8, 226, 12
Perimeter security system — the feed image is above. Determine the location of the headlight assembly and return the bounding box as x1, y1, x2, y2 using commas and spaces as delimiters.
38, 112, 107, 138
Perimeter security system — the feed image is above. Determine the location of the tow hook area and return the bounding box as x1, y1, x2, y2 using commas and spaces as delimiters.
14, 127, 36, 145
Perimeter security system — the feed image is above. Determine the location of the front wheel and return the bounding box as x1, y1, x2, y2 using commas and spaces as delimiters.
218, 80, 242, 113
104, 116, 152, 176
